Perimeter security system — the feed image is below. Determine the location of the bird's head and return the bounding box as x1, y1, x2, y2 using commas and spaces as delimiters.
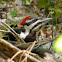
18, 16, 55, 32
23, 17, 55, 32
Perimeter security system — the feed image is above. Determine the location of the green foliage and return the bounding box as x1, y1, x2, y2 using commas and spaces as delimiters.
49, 2, 62, 18
27, 0, 30, 2
9, 23, 15, 26
49, 1, 55, 8
0, 0, 13, 2
0, 0, 2, 1
1, 28, 7, 31
1, 35, 10, 42
54, 2, 62, 18
0, 36, 6, 39
0, 0, 6, 2
10, 10, 18, 17
37, 0, 48, 9
9, 23, 16, 29
48, 13, 57, 23
24, 0, 26, 4
1, 23, 16, 31
53, 34, 62, 55
23, 0, 30, 5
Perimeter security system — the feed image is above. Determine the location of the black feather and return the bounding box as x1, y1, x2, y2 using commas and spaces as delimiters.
3, 28, 25, 41
24, 31, 36, 42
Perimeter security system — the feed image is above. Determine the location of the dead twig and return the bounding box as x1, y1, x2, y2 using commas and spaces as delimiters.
19, 50, 27, 62
0, 30, 21, 42
8, 51, 23, 62
0, 20, 25, 43
15, 39, 55, 47
25, 54, 41, 62
0, 30, 10, 33
9, 41, 44, 62
26, 41, 36, 52
9, 50, 44, 62
29, 53, 45, 62
19, 41, 36, 62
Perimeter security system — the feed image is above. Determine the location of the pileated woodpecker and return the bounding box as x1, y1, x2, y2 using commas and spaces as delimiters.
3, 16, 54, 43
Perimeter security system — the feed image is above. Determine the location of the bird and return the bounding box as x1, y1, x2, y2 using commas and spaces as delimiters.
3, 16, 54, 43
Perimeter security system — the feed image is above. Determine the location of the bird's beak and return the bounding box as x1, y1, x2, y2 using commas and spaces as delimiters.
31, 18, 55, 32
37, 18, 55, 23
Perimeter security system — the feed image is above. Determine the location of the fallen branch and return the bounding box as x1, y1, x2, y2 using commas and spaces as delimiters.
0, 39, 45, 62
8, 41, 44, 62
15, 39, 54, 57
